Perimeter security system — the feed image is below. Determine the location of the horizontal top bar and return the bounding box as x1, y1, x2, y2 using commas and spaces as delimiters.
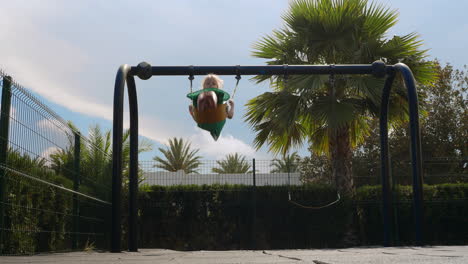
128, 63, 394, 79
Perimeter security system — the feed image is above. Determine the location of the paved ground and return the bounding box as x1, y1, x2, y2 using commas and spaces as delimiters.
1, 246, 468, 263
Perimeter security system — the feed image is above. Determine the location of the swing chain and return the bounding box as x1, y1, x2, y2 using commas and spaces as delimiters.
232, 65, 241, 99
188, 65, 194, 93
285, 67, 343, 210
235, 65, 241, 81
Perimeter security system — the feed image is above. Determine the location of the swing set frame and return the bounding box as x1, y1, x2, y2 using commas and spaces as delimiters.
111, 61, 424, 252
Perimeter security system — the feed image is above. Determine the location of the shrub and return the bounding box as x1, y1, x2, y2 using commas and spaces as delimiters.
139, 183, 468, 249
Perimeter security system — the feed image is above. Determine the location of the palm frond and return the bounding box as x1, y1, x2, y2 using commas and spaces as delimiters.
247, 0, 437, 157
153, 137, 201, 174
212, 153, 251, 174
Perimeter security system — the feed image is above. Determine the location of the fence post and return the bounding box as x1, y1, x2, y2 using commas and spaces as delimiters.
251, 158, 256, 249
72, 132, 81, 249
0, 76, 12, 251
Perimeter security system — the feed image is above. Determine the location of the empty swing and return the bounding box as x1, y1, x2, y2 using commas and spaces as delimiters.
283, 71, 341, 210
187, 68, 241, 140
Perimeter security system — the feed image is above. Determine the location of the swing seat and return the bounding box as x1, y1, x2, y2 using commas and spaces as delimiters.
187, 88, 231, 140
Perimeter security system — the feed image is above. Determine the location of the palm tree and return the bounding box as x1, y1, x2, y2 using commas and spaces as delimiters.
212, 153, 251, 174
50, 123, 153, 198
82, 124, 152, 194
246, 0, 435, 195
271, 152, 300, 173
153, 137, 201, 174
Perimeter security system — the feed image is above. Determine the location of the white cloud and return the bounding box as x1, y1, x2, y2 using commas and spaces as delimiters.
36, 118, 73, 145
0, 1, 111, 119
189, 128, 257, 159
40, 146, 60, 166
0, 0, 282, 160
133, 114, 186, 145
36, 118, 63, 131
142, 122, 262, 160
3, 58, 112, 120
0, 1, 192, 147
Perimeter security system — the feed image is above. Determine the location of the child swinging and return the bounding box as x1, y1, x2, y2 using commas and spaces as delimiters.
187, 74, 237, 140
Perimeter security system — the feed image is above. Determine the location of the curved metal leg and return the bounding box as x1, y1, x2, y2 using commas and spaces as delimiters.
379, 70, 396, 247
394, 63, 424, 246
111, 64, 130, 253
127, 75, 139, 252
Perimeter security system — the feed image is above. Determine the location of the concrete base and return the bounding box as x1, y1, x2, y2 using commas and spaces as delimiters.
1, 246, 468, 263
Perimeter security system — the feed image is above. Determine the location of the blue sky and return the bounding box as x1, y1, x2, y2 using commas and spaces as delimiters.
1, 0, 467, 161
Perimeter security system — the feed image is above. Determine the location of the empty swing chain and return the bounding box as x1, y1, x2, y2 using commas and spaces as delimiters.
286, 64, 341, 210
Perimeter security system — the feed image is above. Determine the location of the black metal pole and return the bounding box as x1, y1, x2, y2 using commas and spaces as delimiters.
72, 132, 81, 250
0, 76, 12, 252
394, 63, 424, 246
379, 71, 396, 247
251, 158, 256, 249
111, 64, 131, 253
129, 64, 391, 77
127, 75, 139, 252
392, 157, 400, 245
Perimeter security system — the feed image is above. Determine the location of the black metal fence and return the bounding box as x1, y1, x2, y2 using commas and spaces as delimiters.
140, 158, 468, 188
353, 157, 468, 186
138, 159, 341, 250
138, 157, 467, 249
140, 159, 309, 187
0, 72, 112, 255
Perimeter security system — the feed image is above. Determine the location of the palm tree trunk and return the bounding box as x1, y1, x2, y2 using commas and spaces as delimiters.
329, 124, 359, 246
329, 125, 355, 196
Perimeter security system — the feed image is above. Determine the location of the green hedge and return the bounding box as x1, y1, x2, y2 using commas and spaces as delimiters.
139, 184, 351, 250
0, 168, 73, 254
356, 183, 468, 245
3, 180, 466, 253
139, 183, 468, 249
0, 152, 110, 255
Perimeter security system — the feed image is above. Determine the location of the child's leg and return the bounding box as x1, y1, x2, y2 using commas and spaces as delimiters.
226, 99, 234, 119
189, 104, 194, 117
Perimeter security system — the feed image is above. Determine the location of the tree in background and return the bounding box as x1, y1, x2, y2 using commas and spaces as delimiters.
153, 137, 202, 174
419, 63, 467, 159
271, 152, 300, 173
299, 151, 332, 184
212, 153, 251, 174
352, 62, 467, 184
246, 0, 435, 195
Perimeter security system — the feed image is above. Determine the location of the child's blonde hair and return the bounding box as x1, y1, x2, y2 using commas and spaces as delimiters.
202, 74, 224, 89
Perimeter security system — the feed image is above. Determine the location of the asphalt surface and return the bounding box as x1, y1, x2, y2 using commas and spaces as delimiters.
1, 246, 467, 263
